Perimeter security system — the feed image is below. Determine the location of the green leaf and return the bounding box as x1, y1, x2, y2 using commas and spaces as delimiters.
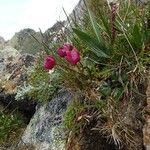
99, 82, 111, 97
99, 10, 111, 39
88, 9, 101, 43
73, 28, 109, 58
131, 24, 142, 49
113, 88, 123, 101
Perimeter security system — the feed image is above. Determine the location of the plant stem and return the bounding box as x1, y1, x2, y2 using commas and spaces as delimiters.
57, 63, 87, 78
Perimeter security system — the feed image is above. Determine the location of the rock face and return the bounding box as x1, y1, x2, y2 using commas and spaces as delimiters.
0, 46, 35, 93
18, 88, 72, 150
68, 0, 86, 23
8, 28, 43, 54
0, 36, 5, 43
0, 36, 5, 49
0, 46, 21, 85
45, 21, 65, 34
43, 21, 66, 45
0, 46, 36, 119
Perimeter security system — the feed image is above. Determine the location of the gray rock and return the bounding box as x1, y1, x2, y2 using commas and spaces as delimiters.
0, 36, 5, 49
18, 88, 72, 150
0, 46, 35, 93
45, 21, 65, 34
0, 36, 5, 43
0, 47, 20, 77
8, 28, 43, 54
0, 47, 36, 120
67, 0, 86, 23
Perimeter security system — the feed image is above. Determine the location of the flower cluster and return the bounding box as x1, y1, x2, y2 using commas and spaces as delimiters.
44, 43, 80, 70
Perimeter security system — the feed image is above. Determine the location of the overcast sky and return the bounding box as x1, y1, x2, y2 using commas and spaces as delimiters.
0, 0, 79, 40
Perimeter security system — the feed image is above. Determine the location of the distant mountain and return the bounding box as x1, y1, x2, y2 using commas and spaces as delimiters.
7, 21, 66, 54
7, 28, 43, 54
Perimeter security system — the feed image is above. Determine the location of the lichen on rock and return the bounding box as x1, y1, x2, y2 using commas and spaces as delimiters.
18, 88, 72, 150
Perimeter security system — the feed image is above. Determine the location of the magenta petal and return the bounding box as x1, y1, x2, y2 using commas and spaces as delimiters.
65, 48, 80, 65
65, 50, 73, 64
70, 48, 80, 63
57, 43, 73, 57
63, 43, 73, 51
57, 47, 67, 57
44, 56, 56, 70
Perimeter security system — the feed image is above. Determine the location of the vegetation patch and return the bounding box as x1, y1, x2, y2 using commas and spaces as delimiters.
0, 108, 26, 148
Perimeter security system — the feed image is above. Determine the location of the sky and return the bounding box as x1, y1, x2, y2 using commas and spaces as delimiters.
0, 0, 79, 40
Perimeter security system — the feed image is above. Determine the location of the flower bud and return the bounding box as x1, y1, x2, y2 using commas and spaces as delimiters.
44, 56, 56, 70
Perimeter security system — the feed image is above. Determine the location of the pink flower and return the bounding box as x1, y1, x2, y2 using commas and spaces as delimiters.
57, 43, 73, 57
63, 43, 73, 51
57, 43, 80, 65
44, 56, 56, 70
65, 48, 80, 65
57, 47, 67, 57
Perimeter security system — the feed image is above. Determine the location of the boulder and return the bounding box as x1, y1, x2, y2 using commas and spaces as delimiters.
0, 46, 36, 119
0, 46, 35, 93
0, 36, 5, 49
8, 29, 43, 54
0, 46, 21, 88
17, 88, 72, 150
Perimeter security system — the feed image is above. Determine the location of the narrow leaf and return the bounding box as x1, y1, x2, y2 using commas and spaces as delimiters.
73, 28, 109, 58
88, 9, 101, 42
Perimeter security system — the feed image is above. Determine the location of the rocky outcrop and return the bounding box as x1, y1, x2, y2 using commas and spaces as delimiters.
0, 46, 36, 119
8, 29, 43, 54
17, 88, 72, 150
45, 21, 65, 34
0, 46, 20, 85
67, 0, 86, 24
0, 36, 5, 43
0, 46, 35, 93
0, 36, 6, 49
